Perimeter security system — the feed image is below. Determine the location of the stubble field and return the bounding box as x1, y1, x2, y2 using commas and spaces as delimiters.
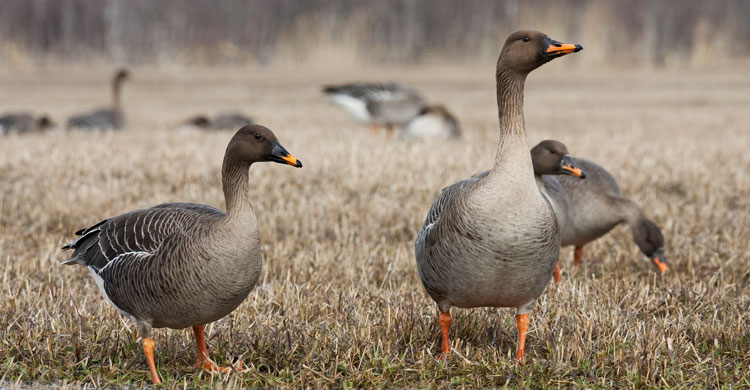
1, 64, 749, 389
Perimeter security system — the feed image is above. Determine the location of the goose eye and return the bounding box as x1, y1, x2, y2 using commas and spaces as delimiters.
254, 133, 262, 140
549, 149, 556, 154
522, 37, 530, 42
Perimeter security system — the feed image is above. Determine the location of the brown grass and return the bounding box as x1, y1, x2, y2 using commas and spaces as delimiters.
1, 64, 749, 389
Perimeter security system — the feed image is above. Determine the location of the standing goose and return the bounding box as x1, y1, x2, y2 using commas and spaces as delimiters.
553, 156, 668, 275
183, 111, 254, 131
415, 31, 582, 360
61, 125, 302, 384
322, 82, 426, 135
66, 68, 129, 131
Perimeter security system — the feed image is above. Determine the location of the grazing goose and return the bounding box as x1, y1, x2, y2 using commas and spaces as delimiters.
554, 157, 668, 274
415, 31, 582, 360
322, 82, 426, 135
61, 124, 302, 384
400, 104, 462, 141
184, 111, 254, 131
0, 112, 54, 134
66, 68, 129, 131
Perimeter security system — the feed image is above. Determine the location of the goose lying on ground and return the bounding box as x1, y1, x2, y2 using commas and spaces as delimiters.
400, 104, 461, 141
0, 112, 54, 134
61, 124, 302, 384
415, 31, 582, 360
66, 68, 129, 131
183, 111, 254, 131
323, 82, 426, 135
553, 156, 668, 275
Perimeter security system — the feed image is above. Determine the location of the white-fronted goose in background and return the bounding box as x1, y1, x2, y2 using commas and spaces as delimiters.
61, 124, 302, 384
322, 82, 426, 135
553, 156, 668, 275
415, 31, 582, 360
66, 68, 129, 131
400, 104, 462, 141
0, 112, 54, 134
184, 111, 254, 131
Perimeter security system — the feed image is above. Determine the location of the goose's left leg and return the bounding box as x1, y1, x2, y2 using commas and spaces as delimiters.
573, 246, 584, 267
553, 261, 562, 283
193, 325, 243, 373
515, 304, 534, 360
137, 322, 162, 384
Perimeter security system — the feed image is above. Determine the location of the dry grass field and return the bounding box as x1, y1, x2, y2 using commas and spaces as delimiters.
1, 64, 749, 389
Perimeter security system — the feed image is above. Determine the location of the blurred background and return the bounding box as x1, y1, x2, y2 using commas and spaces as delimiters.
1, 0, 749, 69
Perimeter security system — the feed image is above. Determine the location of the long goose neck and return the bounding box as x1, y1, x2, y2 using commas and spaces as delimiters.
112, 78, 122, 111
493, 67, 530, 171
221, 156, 253, 219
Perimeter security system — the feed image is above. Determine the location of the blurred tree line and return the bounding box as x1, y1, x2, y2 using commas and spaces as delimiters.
0, 0, 747, 67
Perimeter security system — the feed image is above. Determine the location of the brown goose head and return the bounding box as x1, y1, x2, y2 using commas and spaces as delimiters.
530, 140, 585, 178
226, 124, 302, 168
186, 115, 211, 128
633, 218, 668, 273
36, 115, 54, 131
498, 30, 582, 73
114, 68, 130, 84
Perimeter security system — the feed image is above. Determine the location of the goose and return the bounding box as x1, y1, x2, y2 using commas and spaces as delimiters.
415, 31, 582, 360
0, 112, 54, 134
553, 156, 668, 275
61, 124, 302, 384
400, 104, 462, 141
322, 82, 426, 135
66, 68, 129, 131
184, 111, 253, 131
473, 141, 587, 283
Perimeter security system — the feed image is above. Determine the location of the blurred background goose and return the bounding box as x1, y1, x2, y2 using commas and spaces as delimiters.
323, 82, 426, 135
554, 156, 668, 275
0, 112, 54, 134
183, 111, 253, 131
400, 104, 461, 141
61, 124, 302, 384
415, 31, 582, 360
66, 68, 130, 131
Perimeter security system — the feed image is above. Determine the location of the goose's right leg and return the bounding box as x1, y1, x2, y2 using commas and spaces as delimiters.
368, 122, 379, 134
439, 311, 451, 359
553, 261, 562, 283
193, 325, 243, 374
138, 323, 162, 384
573, 246, 584, 267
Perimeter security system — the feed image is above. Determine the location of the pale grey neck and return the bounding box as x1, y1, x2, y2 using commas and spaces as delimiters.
492, 68, 530, 172
221, 157, 253, 219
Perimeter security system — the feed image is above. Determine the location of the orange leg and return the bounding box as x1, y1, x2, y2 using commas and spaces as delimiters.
142, 337, 162, 384
515, 314, 530, 360
553, 261, 561, 283
368, 122, 379, 134
653, 256, 669, 273
573, 246, 584, 267
193, 325, 241, 373
385, 124, 395, 137
439, 311, 451, 359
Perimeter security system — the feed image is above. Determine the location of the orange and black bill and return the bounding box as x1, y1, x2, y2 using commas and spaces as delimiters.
559, 155, 585, 178
544, 37, 583, 58
651, 248, 668, 273
269, 142, 303, 167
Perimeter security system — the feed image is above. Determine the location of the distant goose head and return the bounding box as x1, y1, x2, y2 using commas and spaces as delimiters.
498, 30, 582, 73
36, 115, 55, 131
114, 68, 130, 83
226, 124, 302, 168
633, 218, 668, 273
186, 115, 211, 128
531, 140, 585, 178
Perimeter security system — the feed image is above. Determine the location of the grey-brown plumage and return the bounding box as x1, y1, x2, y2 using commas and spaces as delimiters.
555, 157, 668, 272
0, 112, 54, 134
61, 124, 302, 383
66, 69, 129, 131
415, 31, 582, 359
184, 111, 253, 131
323, 82, 426, 131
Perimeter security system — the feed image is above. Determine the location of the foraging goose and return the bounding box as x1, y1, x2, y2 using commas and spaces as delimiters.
474, 140, 587, 283
66, 68, 129, 131
554, 157, 668, 274
415, 31, 582, 360
400, 104, 462, 141
0, 112, 54, 134
61, 125, 302, 384
322, 82, 426, 135
184, 111, 254, 131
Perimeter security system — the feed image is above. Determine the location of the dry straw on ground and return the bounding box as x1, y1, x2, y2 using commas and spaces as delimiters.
0, 66, 749, 389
